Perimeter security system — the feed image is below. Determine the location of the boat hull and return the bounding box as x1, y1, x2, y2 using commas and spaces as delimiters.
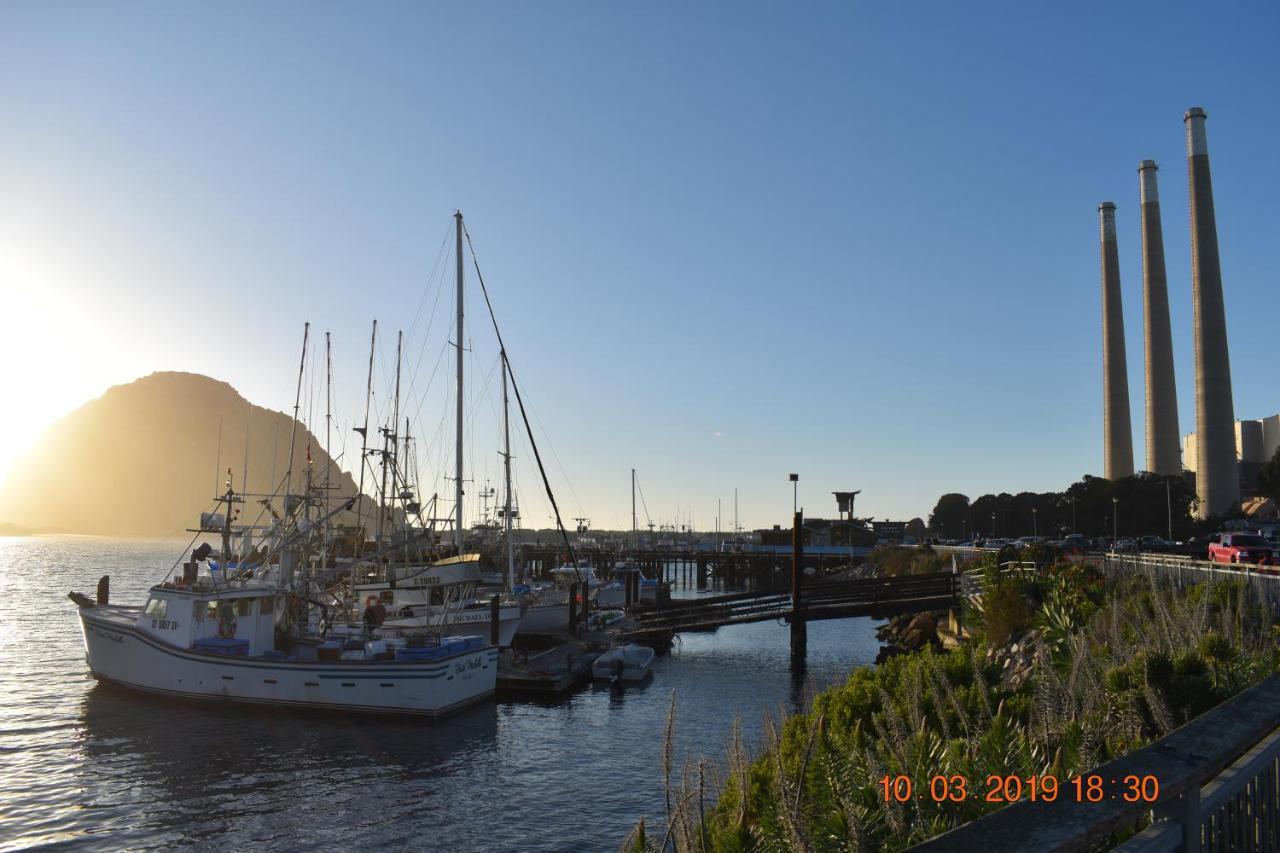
78, 608, 496, 718
517, 603, 571, 634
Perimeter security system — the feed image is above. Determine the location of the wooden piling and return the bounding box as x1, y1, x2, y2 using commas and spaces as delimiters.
791, 510, 807, 657
490, 595, 500, 646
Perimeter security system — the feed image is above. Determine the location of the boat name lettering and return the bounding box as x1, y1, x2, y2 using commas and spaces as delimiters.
453, 656, 484, 675
93, 628, 124, 644
411, 576, 440, 586
151, 619, 180, 631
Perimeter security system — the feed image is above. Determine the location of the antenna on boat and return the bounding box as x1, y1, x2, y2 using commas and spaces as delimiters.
454, 210, 465, 557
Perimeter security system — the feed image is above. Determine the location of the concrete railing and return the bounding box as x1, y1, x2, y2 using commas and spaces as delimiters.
912, 675, 1280, 852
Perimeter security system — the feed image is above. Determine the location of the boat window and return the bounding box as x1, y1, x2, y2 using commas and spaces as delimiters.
143, 598, 167, 620
380, 591, 394, 605
236, 598, 252, 617
207, 601, 220, 621
194, 601, 205, 622
429, 588, 444, 606
259, 596, 274, 615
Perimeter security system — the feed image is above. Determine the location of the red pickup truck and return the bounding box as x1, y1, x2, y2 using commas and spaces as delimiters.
1208, 533, 1274, 565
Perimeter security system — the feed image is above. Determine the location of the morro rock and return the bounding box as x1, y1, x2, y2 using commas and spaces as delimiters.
0, 372, 362, 537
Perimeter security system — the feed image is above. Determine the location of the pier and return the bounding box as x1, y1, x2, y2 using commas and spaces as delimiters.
622, 572, 958, 641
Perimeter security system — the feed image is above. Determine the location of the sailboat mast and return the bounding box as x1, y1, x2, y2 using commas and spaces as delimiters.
356, 320, 376, 546
631, 468, 637, 553
323, 331, 332, 568
324, 332, 332, 492
391, 330, 403, 547
454, 211, 465, 556
502, 353, 514, 591
285, 322, 310, 504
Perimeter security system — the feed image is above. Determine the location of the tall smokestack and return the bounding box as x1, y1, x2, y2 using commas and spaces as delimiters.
1099, 201, 1135, 480
1138, 161, 1181, 475
1185, 107, 1238, 517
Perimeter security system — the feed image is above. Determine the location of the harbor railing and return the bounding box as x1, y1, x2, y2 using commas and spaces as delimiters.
912, 674, 1280, 852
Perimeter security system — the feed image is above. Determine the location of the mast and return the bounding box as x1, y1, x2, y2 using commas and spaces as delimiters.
454, 210, 465, 556
285, 323, 309, 504
502, 353, 514, 590
631, 468, 637, 554
355, 320, 376, 546
391, 330, 403, 548
323, 331, 332, 568
404, 415, 412, 566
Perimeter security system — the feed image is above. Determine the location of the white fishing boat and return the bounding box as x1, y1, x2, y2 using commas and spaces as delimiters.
70, 553, 496, 718
591, 643, 655, 684
334, 554, 523, 646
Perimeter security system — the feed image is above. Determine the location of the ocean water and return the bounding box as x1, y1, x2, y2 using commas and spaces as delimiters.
0, 536, 881, 851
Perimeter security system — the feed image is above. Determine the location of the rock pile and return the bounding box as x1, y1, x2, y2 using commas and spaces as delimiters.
874, 612, 942, 664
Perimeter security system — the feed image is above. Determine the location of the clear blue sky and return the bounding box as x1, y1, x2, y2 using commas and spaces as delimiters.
1, 1, 1277, 531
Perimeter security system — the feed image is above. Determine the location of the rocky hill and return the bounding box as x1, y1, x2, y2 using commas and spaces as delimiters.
0, 372, 366, 537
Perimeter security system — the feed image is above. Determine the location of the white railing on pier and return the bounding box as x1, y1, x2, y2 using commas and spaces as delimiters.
1104, 552, 1280, 615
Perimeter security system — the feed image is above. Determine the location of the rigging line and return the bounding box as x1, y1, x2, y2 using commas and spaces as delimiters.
404, 220, 454, 344
404, 335, 453, 456
463, 223, 582, 580
403, 228, 454, 405
635, 471, 654, 528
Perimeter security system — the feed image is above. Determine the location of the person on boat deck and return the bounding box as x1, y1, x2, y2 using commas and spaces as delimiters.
363, 597, 387, 631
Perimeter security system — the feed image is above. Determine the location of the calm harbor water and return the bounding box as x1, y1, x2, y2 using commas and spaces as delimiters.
0, 536, 881, 851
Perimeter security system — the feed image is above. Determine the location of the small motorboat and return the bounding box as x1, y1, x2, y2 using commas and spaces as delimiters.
591, 643, 655, 684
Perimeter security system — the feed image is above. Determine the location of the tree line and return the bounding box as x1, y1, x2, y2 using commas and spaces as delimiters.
927, 472, 1202, 540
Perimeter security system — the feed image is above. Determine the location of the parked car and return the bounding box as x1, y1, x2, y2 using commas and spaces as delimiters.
1139, 535, 1173, 553
1177, 533, 1220, 560
1208, 533, 1274, 565
1110, 538, 1139, 553
1061, 534, 1089, 554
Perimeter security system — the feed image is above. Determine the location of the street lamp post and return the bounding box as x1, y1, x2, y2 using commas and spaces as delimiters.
1166, 478, 1173, 542
1112, 496, 1119, 544
1032, 507, 1038, 539
789, 473, 798, 515
991, 512, 996, 538
1071, 497, 1077, 534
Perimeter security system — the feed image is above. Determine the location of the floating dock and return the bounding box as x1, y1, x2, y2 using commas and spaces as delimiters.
496, 641, 599, 697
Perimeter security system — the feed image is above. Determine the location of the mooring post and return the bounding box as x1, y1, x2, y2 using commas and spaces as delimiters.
791, 510, 806, 657
625, 570, 634, 609
697, 556, 707, 589
490, 595, 500, 646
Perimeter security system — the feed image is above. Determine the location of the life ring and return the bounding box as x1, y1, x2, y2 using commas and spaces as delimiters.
217, 616, 237, 639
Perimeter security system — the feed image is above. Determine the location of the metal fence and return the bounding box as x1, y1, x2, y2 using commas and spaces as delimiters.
1104, 552, 1280, 617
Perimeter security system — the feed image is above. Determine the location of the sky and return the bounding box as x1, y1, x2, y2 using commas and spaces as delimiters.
1, 1, 1277, 532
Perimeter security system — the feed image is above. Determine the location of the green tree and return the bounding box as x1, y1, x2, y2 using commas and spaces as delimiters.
1258, 448, 1280, 502
928, 493, 970, 538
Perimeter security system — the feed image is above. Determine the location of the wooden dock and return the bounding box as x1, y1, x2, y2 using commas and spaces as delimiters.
623, 572, 958, 641
496, 641, 599, 697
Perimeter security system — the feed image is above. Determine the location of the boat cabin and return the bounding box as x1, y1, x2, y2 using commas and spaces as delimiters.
137, 585, 280, 656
